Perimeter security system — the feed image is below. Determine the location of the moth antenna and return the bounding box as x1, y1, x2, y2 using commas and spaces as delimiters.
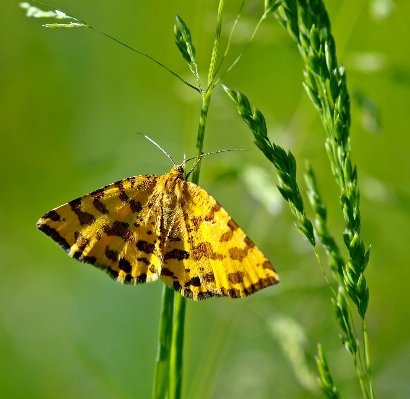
136, 133, 177, 166
185, 155, 204, 179
185, 148, 245, 179
185, 148, 245, 164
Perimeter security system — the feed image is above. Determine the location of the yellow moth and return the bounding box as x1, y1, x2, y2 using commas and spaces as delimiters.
37, 136, 279, 300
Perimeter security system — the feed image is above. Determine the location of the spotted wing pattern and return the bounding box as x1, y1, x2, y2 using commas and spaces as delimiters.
38, 167, 279, 300
158, 180, 279, 300
37, 175, 162, 284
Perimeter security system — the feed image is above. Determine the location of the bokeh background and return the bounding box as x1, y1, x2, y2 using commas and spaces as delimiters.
1, 1, 410, 398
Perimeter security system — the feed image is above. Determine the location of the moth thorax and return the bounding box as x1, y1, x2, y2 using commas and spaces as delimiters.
172, 165, 185, 177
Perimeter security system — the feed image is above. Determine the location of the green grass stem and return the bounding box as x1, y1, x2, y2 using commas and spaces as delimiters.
169, 295, 186, 399
170, 2, 225, 397
213, 0, 281, 88
152, 285, 175, 399
211, 0, 245, 81
191, 91, 212, 185
363, 321, 375, 399
207, 0, 224, 87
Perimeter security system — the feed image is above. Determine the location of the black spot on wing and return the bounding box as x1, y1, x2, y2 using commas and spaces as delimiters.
119, 258, 132, 273
105, 246, 119, 261
74, 232, 89, 251
136, 240, 155, 254
93, 199, 109, 214
161, 268, 174, 277
203, 272, 215, 283
42, 210, 61, 222
103, 222, 133, 242
105, 267, 119, 280
137, 257, 150, 265
129, 200, 143, 213
164, 249, 189, 261
173, 281, 182, 292
184, 276, 201, 287
37, 223, 70, 252
82, 256, 97, 264
197, 291, 213, 300
136, 273, 147, 284
69, 198, 96, 226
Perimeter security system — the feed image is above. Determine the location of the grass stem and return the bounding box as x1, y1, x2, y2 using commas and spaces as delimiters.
169, 295, 186, 399
152, 285, 175, 399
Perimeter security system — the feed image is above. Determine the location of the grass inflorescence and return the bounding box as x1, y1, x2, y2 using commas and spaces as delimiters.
223, 1, 375, 398
222, 86, 315, 247
275, 0, 371, 322
274, 1, 374, 397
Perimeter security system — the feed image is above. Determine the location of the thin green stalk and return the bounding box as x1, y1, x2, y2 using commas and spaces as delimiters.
23, 2, 251, 397
211, 0, 246, 80
168, 14, 217, 398
24, 0, 200, 93
312, 246, 334, 295
213, 1, 281, 88
191, 91, 212, 184
352, 347, 370, 399
207, 0, 224, 87
87, 25, 200, 93
191, 0, 224, 182
214, 15, 265, 87
152, 285, 175, 399
363, 321, 375, 399
169, 295, 186, 399
170, 2, 225, 397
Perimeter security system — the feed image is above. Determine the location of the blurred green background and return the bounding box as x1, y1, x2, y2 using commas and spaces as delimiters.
1, 1, 410, 398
